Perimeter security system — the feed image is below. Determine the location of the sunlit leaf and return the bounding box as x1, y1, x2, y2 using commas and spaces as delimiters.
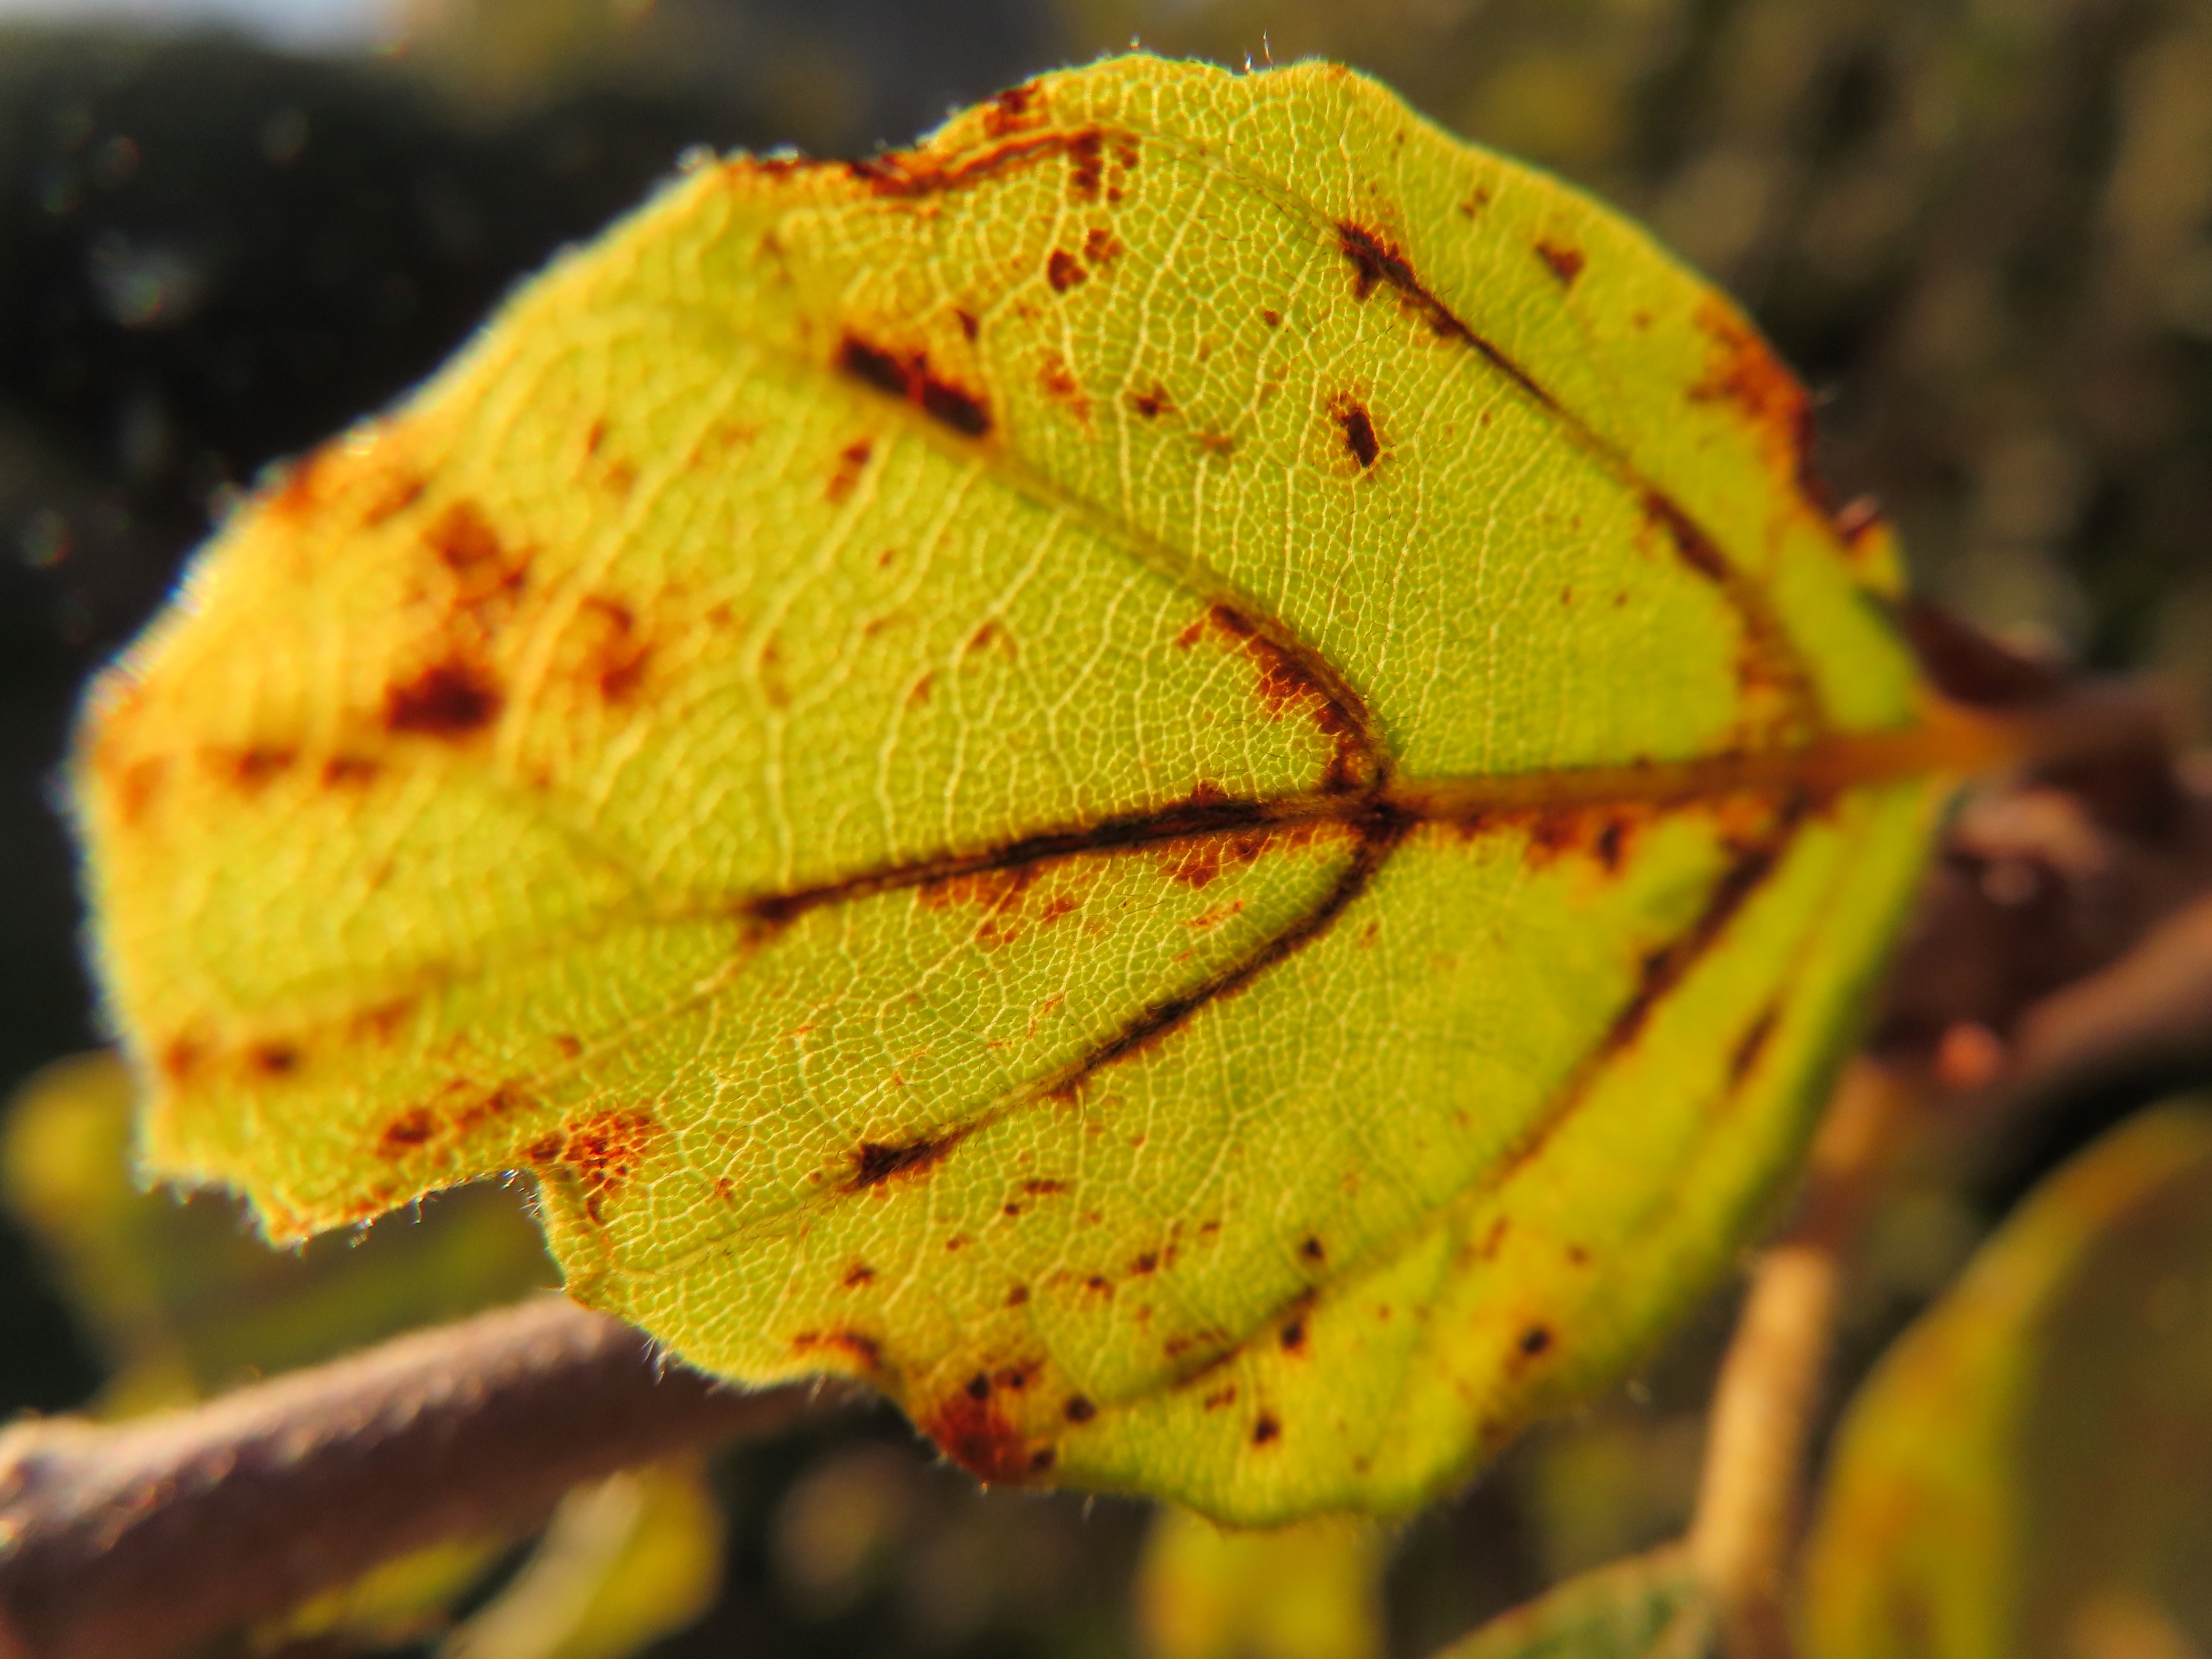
1801, 1102, 2212, 1659
1431, 1548, 1716, 1659
76, 52, 1948, 1521
1137, 1507, 1384, 1659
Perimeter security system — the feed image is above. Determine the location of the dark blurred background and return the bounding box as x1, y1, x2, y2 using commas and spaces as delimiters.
2, 1, 2208, 1652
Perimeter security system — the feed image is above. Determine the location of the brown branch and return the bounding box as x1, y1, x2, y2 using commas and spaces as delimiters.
0, 1295, 860, 1659
1688, 1060, 1912, 1659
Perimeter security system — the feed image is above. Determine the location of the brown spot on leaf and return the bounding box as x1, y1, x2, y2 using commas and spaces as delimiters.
250, 1041, 300, 1077
1260, 307, 1282, 327
922, 1390, 1040, 1484
1534, 241, 1585, 286
1023, 1177, 1069, 1196
1129, 384, 1173, 420
1299, 1236, 1325, 1263
954, 307, 980, 341
826, 437, 873, 503
378, 1107, 436, 1155
1336, 398, 1381, 469
578, 595, 651, 705
1252, 1413, 1281, 1445
837, 334, 990, 437
158, 1035, 203, 1083
552, 1034, 583, 1060
1083, 227, 1120, 266
1038, 353, 1089, 418
1064, 1394, 1095, 1422
1281, 1318, 1306, 1353
843, 1263, 876, 1288
535, 1109, 664, 1222
1518, 1325, 1553, 1359
1046, 249, 1085, 292
1203, 1384, 1237, 1410
1009, 1283, 1031, 1307
1729, 1003, 1781, 1087
1688, 299, 1835, 518
385, 659, 502, 737
222, 747, 297, 791
848, 1132, 960, 1190
983, 81, 1043, 137
320, 755, 381, 788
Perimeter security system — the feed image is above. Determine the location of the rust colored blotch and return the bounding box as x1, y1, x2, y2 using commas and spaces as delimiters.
361, 472, 429, 528
1260, 307, 1282, 327
541, 1109, 664, 1221
378, 1107, 435, 1155
1337, 400, 1380, 469
837, 334, 990, 437
251, 1041, 300, 1077
1133, 1252, 1158, 1275
826, 437, 873, 504
1281, 1318, 1306, 1353
1729, 1003, 1781, 1086
1203, 1384, 1237, 1410
385, 659, 502, 737
425, 500, 506, 578
1009, 1284, 1032, 1307
1083, 227, 1121, 265
967, 1371, 992, 1400
1518, 1325, 1553, 1358
580, 594, 651, 705
1046, 249, 1086, 292
1085, 1274, 1113, 1295
1688, 299, 1835, 516
320, 755, 380, 788
1129, 384, 1173, 420
159, 1035, 203, 1083
1478, 1217, 1510, 1260
226, 747, 297, 790
1067, 130, 1104, 199
923, 1391, 1039, 1484
1299, 1236, 1325, 1263
1064, 1395, 1096, 1422
1640, 491, 1731, 584
1534, 241, 1585, 286
1252, 1413, 1281, 1446
843, 1262, 876, 1288
1023, 1177, 1070, 1195
552, 1033, 584, 1060
1204, 605, 1352, 740
984, 81, 1043, 137
1038, 353, 1089, 416
954, 307, 981, 341
850, 1133, 959, 1189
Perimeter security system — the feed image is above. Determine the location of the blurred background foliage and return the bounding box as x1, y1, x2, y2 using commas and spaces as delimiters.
1, 0, 2208, 1653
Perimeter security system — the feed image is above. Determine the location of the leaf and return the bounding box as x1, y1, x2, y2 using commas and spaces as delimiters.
1800, 1102, 2212, 1659
440, 1459, 726, 1659
0, 1050, 557, 1408
1431, 1548, 1716, 1659
74, 53, 1945, 1521
1135, 1507, 1386, 1659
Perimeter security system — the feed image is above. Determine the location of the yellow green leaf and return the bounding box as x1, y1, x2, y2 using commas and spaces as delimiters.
440, 1459, 726, 1659
1, 1050, 555, 1409
1801, 1102, 2212, 1659
1433, 1548, 1716, 1659
74, 52, 1948, 1521
1136, 1507, 1385, 1659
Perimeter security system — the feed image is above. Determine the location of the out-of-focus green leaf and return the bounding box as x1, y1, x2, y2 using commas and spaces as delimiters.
1137, 1507, 1386, 1659
1430, 1547, 1716, 1659
1, 1050, 558, 1411
1801, 1102, 2212, 1659
441, 1459, 726, 1659
5, 1055, 720, 1659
